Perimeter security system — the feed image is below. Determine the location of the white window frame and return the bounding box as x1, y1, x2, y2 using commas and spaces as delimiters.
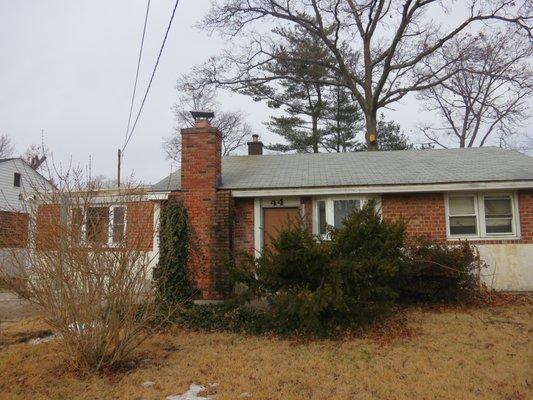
73, 204, 128, 247
109, 205, 127, 246
445, 192, 520, 240
312, 195, 380, 238
445, 194, 479, 238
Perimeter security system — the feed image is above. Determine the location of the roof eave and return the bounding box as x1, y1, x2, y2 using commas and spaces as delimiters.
229, 180, 533, 198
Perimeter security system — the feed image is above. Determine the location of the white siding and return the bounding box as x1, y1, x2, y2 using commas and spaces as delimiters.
478, 244, 533, 291
0, 159, 53, 212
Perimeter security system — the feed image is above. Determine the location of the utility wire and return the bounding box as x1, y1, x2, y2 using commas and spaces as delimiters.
122, 0, 181, 152
123, 0, 151, 148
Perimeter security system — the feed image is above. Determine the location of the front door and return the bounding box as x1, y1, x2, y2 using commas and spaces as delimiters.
262, 207, 300, 250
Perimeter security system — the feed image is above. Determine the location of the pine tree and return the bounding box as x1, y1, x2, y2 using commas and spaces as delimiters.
322, 86, 364, 152
359, 115, 414, 151
244, 26, 331, 153
377, 116, 414, 151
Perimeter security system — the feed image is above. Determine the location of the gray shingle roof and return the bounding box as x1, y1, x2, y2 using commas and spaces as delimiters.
151, 147, 533, 192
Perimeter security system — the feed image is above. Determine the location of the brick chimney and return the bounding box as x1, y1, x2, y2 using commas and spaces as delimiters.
247, 134, 263, 155
180, 112, 230, 300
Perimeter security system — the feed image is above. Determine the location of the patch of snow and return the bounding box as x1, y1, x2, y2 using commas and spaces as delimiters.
166, 383, 212, 400
28, 334, 56, 345
142, 380, 155, 387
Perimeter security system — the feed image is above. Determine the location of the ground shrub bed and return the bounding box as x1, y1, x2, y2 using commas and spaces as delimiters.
174, 302, 273, 335
179, 201, 486, 336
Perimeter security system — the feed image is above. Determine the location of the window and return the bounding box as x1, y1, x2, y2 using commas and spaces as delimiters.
448, 196, 477, 236
86, 207, 109, 244
484, 196, 513, 234
84, 205, 127, 245
111, 206, 126, 244
318, 200, 327, 235
314, 197, 369, 237
14, 172, 21, 187
333, 199, 361, 228
70, 207, 84, 243
446, 193, 517, 239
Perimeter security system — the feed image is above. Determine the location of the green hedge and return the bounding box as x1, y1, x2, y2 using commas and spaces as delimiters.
172, 201, 484, 336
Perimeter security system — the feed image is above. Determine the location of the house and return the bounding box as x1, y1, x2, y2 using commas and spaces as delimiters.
33, 186, 161, 272
0, 158, 53, 272
150, 116, 533, 299
0, 158, 53, 273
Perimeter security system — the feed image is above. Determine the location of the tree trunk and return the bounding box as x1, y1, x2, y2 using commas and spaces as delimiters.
312, 114, 319, 153
365, 112, 379, 151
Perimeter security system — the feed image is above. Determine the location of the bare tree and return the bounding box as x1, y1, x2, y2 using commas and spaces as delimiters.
163, 76, 252, 162
23, 143, 48, 170
418, 28, 532, 148
90, 175, 119, 188
194, 0, 530, 150
0, 134, 15, 158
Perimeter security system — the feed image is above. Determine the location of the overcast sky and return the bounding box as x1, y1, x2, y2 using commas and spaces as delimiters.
1, 1, 531, 185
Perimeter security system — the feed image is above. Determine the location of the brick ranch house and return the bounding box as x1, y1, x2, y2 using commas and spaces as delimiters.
28, 117, 533, 298
140, 116, 533, 299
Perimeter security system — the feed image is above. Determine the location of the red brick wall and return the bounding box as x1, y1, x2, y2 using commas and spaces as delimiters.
381, 191, 533, 244
126, 201, 154, 251
234, 198, 255, 259
36, 204, 61, 250
181, 123, 222, 190
381, 192, 447, 242
179, 121, 230, 300
518, 189, 533, 244
0, 211, 29, 248
35, 201, 154, 251
213, 190, 233, 295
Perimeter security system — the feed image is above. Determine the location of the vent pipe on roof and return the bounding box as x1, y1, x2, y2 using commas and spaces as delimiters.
247, 134, 263, 155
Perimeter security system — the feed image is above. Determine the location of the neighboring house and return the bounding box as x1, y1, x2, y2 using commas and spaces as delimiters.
0, 158, 52, 248
0, 158, 53, 273
151, 117, 533, 299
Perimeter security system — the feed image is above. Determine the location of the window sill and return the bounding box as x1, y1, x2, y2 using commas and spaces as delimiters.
446, 236, 521, 242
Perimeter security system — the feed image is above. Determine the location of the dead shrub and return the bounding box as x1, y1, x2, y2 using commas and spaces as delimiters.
0, 169, 180, 372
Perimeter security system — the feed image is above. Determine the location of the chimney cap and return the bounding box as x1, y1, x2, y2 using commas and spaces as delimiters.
190, 110, 215, 121
252, 134, 259, 142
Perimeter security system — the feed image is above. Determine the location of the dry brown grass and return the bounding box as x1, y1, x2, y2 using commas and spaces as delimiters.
0, 300, 531, 400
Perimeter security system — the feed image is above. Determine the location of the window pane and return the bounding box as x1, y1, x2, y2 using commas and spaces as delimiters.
486, 217, 512, 234
14, 173, 21, 187
449, 196, 475, 215
86, 207, 108, 244
485, 197, 512, 216
449, 216, 477, 235
71, 208, 83, 243
112, 207, 126, 243
318, 201, 327, 235
333, 200, 360, 228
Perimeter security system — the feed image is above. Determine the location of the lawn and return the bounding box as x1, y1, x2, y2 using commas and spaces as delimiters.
0, 298, 531, 400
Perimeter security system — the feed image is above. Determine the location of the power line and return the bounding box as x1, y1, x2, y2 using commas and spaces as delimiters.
123, 0, 151, 146
122, 0, 181, 152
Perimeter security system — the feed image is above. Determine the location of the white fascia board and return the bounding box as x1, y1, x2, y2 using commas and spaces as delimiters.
147, 192, 169, 200
230, 180, 533, 198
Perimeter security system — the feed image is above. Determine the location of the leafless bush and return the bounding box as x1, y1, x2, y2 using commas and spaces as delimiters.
0, 168, 177, 372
